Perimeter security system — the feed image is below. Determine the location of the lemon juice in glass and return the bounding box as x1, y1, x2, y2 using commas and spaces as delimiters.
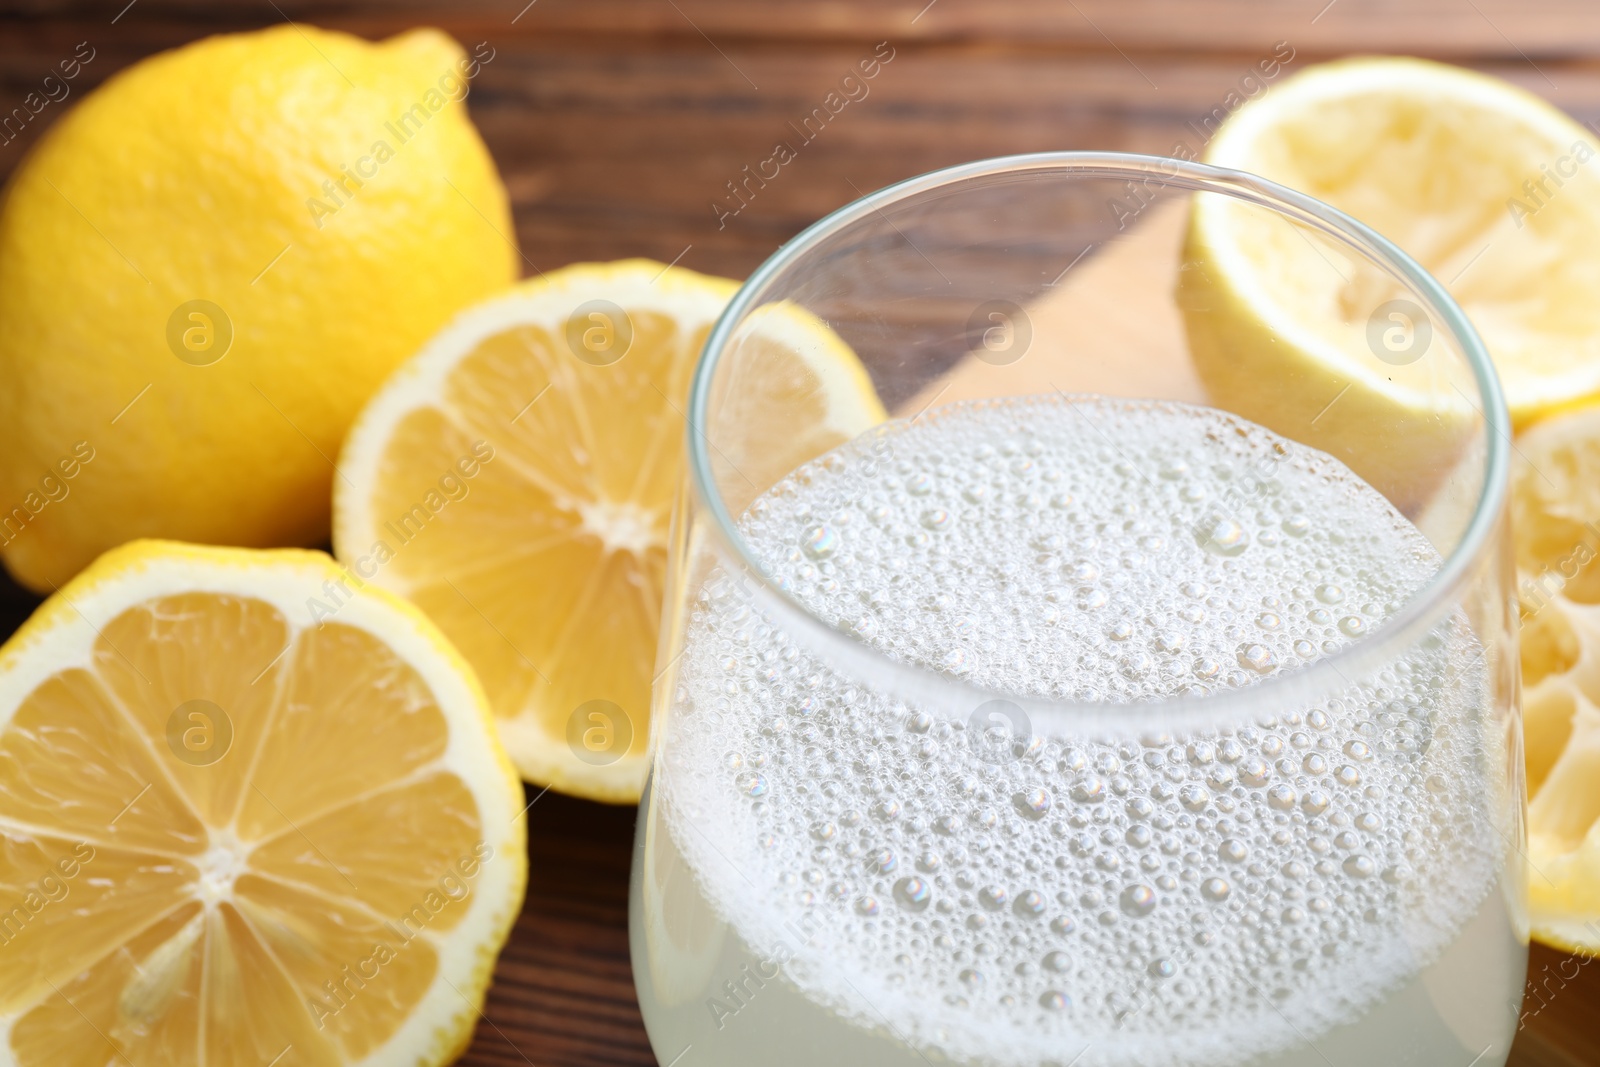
631, 154, 1525, 1067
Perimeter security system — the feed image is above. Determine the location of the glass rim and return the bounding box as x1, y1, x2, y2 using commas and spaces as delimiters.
685, 150, 1508, 731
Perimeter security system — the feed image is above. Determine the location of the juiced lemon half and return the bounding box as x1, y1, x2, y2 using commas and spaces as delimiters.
0, 540, 525, 1067
335, 260, 884, 802
1510, 407, 1600, 952
1183, 56, 1600, 508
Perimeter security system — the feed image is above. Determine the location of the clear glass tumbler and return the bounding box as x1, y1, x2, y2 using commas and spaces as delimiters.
630, 152, 1525, 1067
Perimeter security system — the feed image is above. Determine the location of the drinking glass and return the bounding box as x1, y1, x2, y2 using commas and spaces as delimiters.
630, 152, 1524, 1067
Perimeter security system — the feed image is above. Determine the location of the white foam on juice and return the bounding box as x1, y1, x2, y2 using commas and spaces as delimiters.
661, 395, 1502, 1067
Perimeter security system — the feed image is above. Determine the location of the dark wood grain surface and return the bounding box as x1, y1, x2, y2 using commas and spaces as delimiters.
3, 1, 1600, 1064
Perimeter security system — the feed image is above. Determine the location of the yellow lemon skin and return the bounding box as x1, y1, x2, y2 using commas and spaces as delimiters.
0, 24, 516, 592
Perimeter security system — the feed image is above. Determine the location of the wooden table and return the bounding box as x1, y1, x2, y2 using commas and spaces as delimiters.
4, 1, 1600, 1063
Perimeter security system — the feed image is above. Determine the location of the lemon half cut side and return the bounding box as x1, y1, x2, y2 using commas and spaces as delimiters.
336, 260, 885, 802
0, 540, 526, 1067
1511, 407, 1600, 953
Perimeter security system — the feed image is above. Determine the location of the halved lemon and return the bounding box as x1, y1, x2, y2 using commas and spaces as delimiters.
1519, 593, 1600, 954
0, 540, 525, 1066
1510, 406, 1600, 952
1183, 56, 1600, 508
335, 260, 884, 802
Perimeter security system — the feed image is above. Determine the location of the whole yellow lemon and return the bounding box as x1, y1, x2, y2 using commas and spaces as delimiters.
0, 24, 517, 591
